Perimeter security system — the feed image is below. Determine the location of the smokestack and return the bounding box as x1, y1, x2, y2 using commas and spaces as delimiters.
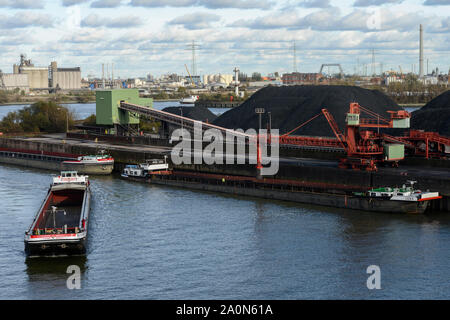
102, 63, 105, 89
233, 67, 239, 96
419, 24, 424, 78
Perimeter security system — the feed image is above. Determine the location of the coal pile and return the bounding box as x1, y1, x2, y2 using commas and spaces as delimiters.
411, 90, 450, 137
213, 85, 401, 137
162, 106, 218, 123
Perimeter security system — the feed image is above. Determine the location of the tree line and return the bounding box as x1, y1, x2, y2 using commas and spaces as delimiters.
0, 101, 75, 133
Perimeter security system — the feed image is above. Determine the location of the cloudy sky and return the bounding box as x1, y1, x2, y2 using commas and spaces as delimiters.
0, 0, 449, 78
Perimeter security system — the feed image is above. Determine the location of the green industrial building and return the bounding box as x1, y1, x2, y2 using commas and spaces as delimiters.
95, 89, 153, 134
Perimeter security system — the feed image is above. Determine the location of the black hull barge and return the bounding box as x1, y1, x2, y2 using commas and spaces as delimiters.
24, 171, 91, 257
0, 148, 113, 175
144, 171, 440, 214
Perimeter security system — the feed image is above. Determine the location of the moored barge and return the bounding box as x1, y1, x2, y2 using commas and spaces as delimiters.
0, 148, 114, 175
24, 171, 91, 257
142, 170, 441, 214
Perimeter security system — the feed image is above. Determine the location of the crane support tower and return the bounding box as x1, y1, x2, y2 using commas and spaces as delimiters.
319, 64, 344, 79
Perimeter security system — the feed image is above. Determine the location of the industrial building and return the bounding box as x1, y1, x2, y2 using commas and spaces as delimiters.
13, 54, 48, 89
9, 54, 81, 90
49, 61, 81, 90
281, 72, 323, 85
202, 74, 233, 86
96, 89, 153, 135
0, 71, 29, 92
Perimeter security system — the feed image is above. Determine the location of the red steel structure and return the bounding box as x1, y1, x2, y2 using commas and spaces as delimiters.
279, 103, 449, 171
120, 101, 449, 172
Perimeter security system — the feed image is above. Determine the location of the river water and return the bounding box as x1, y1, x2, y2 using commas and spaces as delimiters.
1, 164, 450, 299
0, 101, 229, 121
1, 102, 449, 299
0, 102, 418, 122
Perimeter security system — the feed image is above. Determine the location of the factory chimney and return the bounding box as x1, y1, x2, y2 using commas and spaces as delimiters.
102, 63, 105, 89
419, 24, 424, 78
233, 67, 240, 96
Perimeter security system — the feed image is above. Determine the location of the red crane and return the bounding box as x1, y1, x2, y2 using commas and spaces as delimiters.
279, 102, 414, 171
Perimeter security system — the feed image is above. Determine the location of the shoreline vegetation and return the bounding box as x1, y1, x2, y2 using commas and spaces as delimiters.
2, 80, 447, 108
0, 100, 161, 135
0, 101, 75, 134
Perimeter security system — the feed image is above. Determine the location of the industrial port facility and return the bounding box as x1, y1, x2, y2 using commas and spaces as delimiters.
1, 85, 449, 213
1, 0, 450, 301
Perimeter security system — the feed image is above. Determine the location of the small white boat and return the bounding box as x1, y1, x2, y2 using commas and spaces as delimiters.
24, 171, 91, 257
355, 180, 442, 214
121, 158, 170, 180
367, 181, 441, 202
179, 95, 199, 104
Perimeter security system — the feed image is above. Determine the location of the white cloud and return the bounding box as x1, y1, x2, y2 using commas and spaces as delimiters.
61, 29, 108, 43
235, 8, 441, 33
81, 14, 143, 28
91, 0, 123, 7
0, 0, 44, 9
423, 0, 450, 5
129, 0, 274, 9
354, 0, 404, 6
61, 0, 90, 6
200, 0, 273, 9
168, 12, 221, 29
1, 0, 449, 77
297, 0, 331, 8
0, 12, 53, 29
129, 0, 196, 7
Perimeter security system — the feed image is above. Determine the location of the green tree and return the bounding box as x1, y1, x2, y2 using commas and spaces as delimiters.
0, 101, 75, 133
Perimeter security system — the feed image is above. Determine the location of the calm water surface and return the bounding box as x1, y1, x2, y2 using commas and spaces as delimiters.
0, 164, 450, 299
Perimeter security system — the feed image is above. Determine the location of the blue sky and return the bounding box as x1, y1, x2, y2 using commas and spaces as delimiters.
0, 0, 449, 78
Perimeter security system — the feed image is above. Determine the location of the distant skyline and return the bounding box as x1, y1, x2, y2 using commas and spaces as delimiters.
0, 0, 449, 78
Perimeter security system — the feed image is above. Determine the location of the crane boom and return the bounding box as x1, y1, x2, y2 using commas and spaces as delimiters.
321, 109, 346, 148
184, 64, 194, 86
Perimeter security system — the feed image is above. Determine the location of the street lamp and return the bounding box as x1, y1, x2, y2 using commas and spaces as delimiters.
254, 108, 265, 179
255, 108, 265, 131
180, 107, 183, 131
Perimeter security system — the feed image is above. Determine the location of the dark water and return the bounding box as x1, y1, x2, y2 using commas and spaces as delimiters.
1, 164, 450, 299
0, 102, 229, 121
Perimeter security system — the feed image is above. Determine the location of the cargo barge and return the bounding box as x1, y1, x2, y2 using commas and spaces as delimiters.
24, 171, 91, 257
122, 164, 441, 214
0, 147, 114, 175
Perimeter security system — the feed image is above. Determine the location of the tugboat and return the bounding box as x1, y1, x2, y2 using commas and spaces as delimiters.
354, 180, 442, 214
61, 151, 114, 175
24, 171, 91, 257
121, 158, 170, 181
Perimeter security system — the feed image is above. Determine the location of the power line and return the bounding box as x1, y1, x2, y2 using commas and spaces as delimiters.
187, 40, 200, 78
